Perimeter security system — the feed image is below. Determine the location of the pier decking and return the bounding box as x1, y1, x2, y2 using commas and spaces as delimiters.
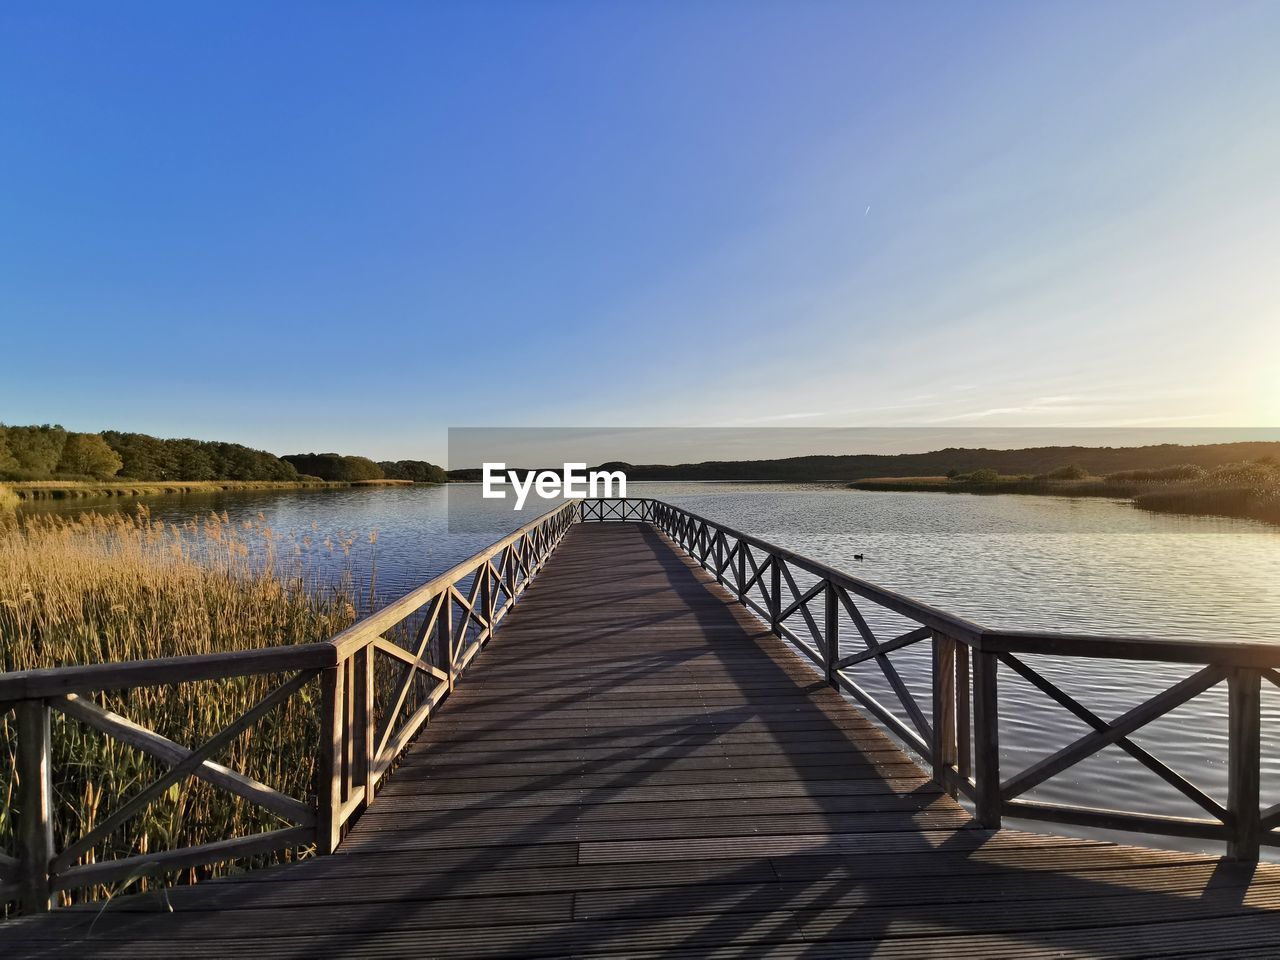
5, 520, 1280, 957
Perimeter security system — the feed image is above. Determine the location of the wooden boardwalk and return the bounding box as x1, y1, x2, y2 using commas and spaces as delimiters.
5, 522, 1280, 957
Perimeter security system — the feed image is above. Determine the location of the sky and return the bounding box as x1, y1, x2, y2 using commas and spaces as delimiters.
2, 1, 1278, 465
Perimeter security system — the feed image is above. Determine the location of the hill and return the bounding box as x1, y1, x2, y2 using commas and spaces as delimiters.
449, 442, 1280, 483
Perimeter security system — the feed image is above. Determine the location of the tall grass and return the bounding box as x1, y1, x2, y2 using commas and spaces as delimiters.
1135, 459, 1280, 525
0, 509, 362, 908
850, 458, 1280, 527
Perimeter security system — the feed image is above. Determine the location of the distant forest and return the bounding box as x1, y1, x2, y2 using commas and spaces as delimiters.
283, 453, 447, 484
570, 442, 1280, 482
447, 441, 1280, 483
0, 424, 445, 484
7, 422, 1275, 489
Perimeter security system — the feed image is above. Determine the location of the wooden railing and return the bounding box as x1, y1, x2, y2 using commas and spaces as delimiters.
0, 500, 577, 913
4, 492, 1274, 918
581, 498, 1280, 861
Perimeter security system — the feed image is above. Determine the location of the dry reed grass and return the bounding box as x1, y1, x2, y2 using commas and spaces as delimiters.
0, 508, 362, 907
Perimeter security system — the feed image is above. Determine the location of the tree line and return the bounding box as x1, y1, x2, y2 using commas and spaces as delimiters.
0, 424, 445, 484
280, 453, 445, 483
590, 442, 1280, 482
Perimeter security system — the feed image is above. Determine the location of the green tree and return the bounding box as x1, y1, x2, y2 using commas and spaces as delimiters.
378, 459, 447, 483
341, 456, 384, 481
283, 453, 384, 482
102, 431, 173, 480
283, 453, 346, 480
57, 433, 124, 478
2, 424, 67, 477
0, 425, 18, 474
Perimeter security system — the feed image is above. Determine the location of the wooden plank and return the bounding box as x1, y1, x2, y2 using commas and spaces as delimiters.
371, 634, 448, 683
999, 652, 1227, 821
998, 664, 1226, 801
1003, 799, 1229, 841
53, 827, 315, 891
56, 693, 314, 827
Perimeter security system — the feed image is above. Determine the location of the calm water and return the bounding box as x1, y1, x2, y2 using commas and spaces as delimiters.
24, 482, 1280, 850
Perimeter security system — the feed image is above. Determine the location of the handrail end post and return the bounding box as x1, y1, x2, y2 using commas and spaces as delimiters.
931, 632, 958, 798
824, 582, 839, 689
1227, 666, 1262, 861
16, 698, 55, 912
355, 644, 375, 809
972, 648, 1001, 829
769, 560, 782, 635
316, 665, 343, 855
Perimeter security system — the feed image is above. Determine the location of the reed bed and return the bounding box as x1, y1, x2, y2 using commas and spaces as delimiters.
0, 509, 364, 909
1134, 459, 1280, 526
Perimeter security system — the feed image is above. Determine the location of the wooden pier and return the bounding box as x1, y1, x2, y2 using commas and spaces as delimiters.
4, 500, 1280, 956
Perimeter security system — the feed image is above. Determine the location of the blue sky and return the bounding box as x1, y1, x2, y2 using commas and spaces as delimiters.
2, 1, 1278, 464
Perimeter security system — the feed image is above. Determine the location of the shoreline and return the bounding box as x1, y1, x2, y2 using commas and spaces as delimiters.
848, 476, 1140, 497
6, 478, 420, 501
848, 476, 1280, 527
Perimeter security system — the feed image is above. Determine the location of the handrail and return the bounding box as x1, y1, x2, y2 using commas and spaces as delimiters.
0, 644, 335, 702
327, 499, 579, 659
579, 497, 1280, 862
632, 499, 1276, 661
1, 499, 579, 913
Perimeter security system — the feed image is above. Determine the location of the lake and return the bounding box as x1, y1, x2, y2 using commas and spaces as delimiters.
21, 482, 1280, 851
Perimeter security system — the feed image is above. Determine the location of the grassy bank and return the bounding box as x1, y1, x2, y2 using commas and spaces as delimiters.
0, 509, 364, 909
9, 478, 414, 501
850, 460, 1280, 527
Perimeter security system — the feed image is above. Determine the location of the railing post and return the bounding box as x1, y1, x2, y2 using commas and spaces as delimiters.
824, 582, 839, 688
769, 559, 782, 634
931, 633, 958, 797
482, 564, 495, 636
317, 664, 344, 854
343, 655, 355, 802
972, 648, 1001, 828
736, 543, 746, 600
1227, 666, 1262, 860
956, 643, 972, 786
354, 644, 375, 809
441, 592, 456, 692
16, 698, 54, 913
